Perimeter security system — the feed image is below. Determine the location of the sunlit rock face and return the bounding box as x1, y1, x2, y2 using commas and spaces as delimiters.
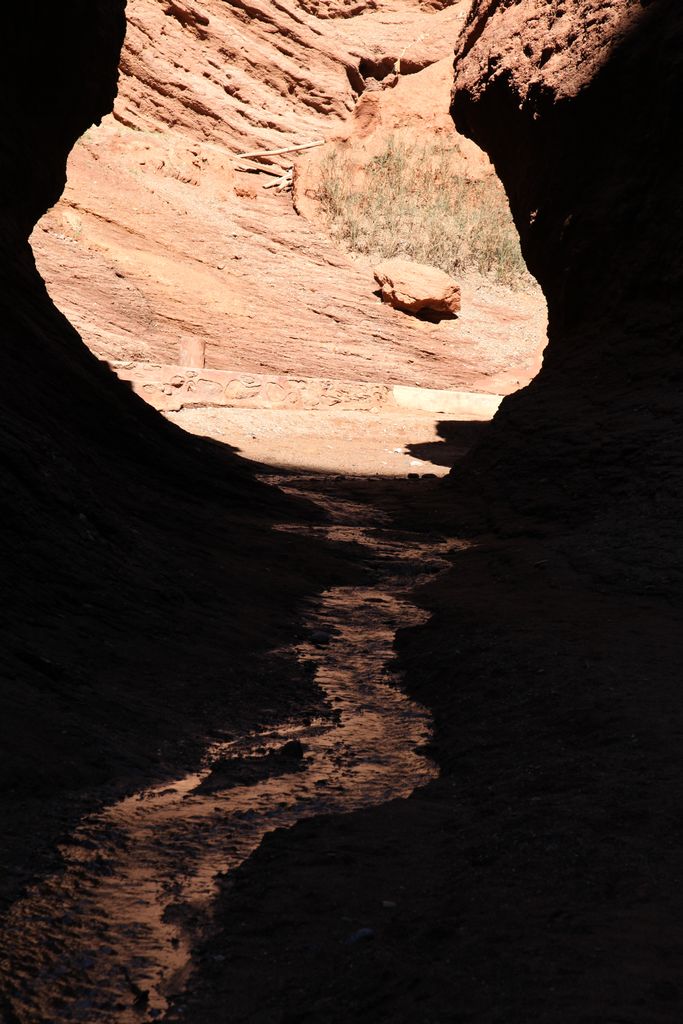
451, 0, 683, 560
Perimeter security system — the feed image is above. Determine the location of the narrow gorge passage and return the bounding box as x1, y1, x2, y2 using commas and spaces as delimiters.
0, 477, 452, 1024
1, 2, 679, 1021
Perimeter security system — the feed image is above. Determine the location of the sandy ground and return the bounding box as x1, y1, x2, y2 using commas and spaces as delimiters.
168, 407, 491, 477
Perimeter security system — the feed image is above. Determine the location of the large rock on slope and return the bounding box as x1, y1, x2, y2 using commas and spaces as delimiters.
450, 0, 683, 562
374, 257, 461, 315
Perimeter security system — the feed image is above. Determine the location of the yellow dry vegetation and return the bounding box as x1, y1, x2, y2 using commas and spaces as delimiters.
316, 138, 531, 288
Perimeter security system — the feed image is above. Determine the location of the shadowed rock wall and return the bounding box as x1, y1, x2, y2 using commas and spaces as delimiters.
1, 3, 126, 239
0, 1, 325, 908
451, 0, 682, 582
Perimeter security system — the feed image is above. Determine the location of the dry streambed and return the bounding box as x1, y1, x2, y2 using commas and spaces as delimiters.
0, 479, 452, 1023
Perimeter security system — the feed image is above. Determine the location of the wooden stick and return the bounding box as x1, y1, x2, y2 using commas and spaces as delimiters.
262, 171, 293, 190
235, 163, 286, 178
234, 139, 324, 160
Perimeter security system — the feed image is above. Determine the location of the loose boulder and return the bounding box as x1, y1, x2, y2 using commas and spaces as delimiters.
373, 258, 461, 315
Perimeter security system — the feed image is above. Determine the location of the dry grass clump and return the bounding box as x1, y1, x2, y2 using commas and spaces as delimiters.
315, 138, 530, 288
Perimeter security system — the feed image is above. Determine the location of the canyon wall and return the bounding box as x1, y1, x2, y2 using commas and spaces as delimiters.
0, 2, 326, 908
451, 0, 682, 585
169, 8, 683, 1020
2, 2, 681, 1016
1, 3, 126, 239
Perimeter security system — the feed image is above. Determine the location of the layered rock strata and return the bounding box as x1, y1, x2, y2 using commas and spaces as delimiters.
31, 0, 545, 396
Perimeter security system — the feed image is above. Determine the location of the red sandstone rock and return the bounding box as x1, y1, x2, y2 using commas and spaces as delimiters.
373, 258, 461, 315
292, 56, 492, 221
30, 0, 545, 397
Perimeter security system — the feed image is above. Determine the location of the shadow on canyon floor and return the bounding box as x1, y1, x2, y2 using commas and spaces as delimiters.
4, 364, 682, 1024
0, 288, 366, 920
406, 419, 490, 468
164, 467, 683, 1024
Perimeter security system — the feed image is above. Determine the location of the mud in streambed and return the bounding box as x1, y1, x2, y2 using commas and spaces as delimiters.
0, 481, 451, 1023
